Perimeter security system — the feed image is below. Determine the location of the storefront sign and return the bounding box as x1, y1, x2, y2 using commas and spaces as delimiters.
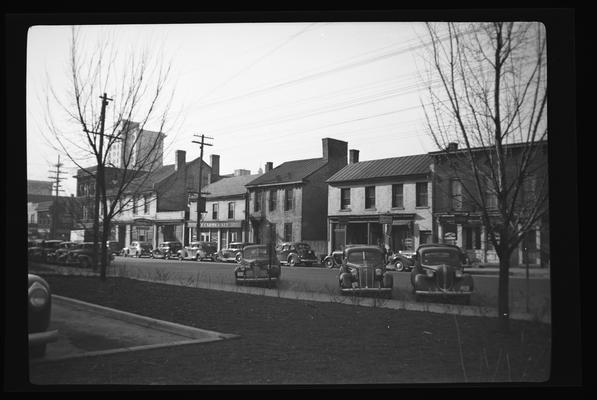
379, 214, 393, 224
200, 221, 243, 229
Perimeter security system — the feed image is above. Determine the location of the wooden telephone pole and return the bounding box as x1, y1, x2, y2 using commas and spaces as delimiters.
192, 134, 213, 241
48, 155, 67, 239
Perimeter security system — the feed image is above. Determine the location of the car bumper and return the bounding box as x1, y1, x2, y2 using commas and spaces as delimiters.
415, 289, 472, 296
341, 287, 392, 294
29, 329, 58, 347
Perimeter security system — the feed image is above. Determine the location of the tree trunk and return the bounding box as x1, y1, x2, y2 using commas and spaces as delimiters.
497, 252, 511, 333
100, 219, 111, 281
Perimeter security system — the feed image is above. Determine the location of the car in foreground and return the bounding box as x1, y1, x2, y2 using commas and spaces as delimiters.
338, 245, 393, 298
122, 241, 153, 258
234, 244, 281, 287
276, 242, 319, 267
216, 242, 254, 263
410, 244, 474, 304
387, 249, 416, 272
152, 241, 183, 260
178, 241, 217, 261
28, 274, 58, 358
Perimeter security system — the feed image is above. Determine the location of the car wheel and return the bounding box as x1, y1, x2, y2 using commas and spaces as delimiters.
135, 252, 139, 258
395, 261, 405, 272
235, 253, 242, 263
325, 258, 334, 268
288, 255, 298, 267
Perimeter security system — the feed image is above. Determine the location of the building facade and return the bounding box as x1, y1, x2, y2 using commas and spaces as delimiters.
188, 170, 261, 250
106, 120, 165, 172
326, 151, 434, 254
245, 138, 348, 257
430, 141, 549, 267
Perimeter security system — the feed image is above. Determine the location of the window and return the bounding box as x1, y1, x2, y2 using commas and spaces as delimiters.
451, 179, 462, 210
254, 191, 262, 212
144, 195, 150, 214
212, 203, 219, 220
284, 223, 293, 242
284, 188, 293, 211
485, 179, 498, 209
391, 184, 403, 208
416, 182, 428, 207
340, 188, 351, 210
228, 202, 234, 219
365, 186, 375, 209
270, 224, 277, 244
464, 227, 481, 250
269, 189, 277, 211
133, 196, 139, 215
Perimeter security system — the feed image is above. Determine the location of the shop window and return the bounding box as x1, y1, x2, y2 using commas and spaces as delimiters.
365, 186, 375, 209
416, 182, 428, 207
284, 223, 293, 242
392, 184, 403, 208
340, 188, 350, 210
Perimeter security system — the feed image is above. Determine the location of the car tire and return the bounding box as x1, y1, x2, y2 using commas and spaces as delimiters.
325, 258, 334, 268
235, 253, 242, 263
288, 255, 298, 267
395, 261, 404, 272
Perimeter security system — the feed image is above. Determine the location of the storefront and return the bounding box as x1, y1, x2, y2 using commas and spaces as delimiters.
191, 220, 245, 251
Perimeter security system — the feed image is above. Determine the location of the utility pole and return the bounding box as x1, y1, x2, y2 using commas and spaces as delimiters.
192, 134, 213, 242
48, 155, 67, 239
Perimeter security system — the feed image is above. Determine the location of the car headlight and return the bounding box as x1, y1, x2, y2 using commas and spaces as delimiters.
425, 269, 435, 278
375, 268, 382, 276
29, 282, 49, 308
455, 269, 463, 278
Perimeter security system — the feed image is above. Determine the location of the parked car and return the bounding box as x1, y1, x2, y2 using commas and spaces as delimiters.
152, 241, 183, 260
276, 242, 319, 267
178, 241, 217, 261
416, 243, 470, 266
323, 244, 363, 268
216, 242, 254, 263
46, 241, 78, 265
338, 245, 393, 298
234, 244, 281, 287
122, 241, 153, 258
28, 274, 58, 358
64, 242, 114, 268
107, 241, 123, 256
28, 240, 63, 263
410, 244, 474, 304
387, 250, 416, 272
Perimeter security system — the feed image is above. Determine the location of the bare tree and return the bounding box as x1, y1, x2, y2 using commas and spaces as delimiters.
421, 22, 548, 331
42, 26, 177, 280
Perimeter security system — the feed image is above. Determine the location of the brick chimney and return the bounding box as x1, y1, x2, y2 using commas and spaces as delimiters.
322, 138, 348, 173
175, 150, 186, 171
265, 162, 273, 172
447, 142, 459, 152
349, 149, 360, 164
210, 154, 220, 183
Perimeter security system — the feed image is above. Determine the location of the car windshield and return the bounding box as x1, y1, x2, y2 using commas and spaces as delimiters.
243, 246, 271, 258
296, 243, 311, 250
421, 249, 461, 265
346, 250, 384, 265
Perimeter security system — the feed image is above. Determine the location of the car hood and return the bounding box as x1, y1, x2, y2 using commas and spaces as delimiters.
241, 257, 278, 266
421, 263, 460, 271
345, 262, 384, 269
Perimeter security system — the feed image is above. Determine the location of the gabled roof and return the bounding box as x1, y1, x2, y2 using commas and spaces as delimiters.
204, 173, 263, 198
326, 154, 432, 183
245, 158, 327, 187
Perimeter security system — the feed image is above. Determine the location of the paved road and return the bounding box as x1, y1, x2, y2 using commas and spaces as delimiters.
107, 256, 551, 318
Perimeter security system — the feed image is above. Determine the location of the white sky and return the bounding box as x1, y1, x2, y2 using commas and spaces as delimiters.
26, 22, 449, 196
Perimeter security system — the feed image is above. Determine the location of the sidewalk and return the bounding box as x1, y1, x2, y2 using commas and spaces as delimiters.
465, 265, 550, 278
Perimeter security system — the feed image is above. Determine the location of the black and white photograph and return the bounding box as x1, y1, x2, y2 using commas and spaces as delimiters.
6, 9, 580, 389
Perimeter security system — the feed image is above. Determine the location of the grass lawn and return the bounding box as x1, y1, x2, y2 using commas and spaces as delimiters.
28, 275, 551, 386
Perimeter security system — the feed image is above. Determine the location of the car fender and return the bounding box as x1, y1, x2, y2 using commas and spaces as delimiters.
459, 274, 474, 291
413, 273, 431, 291
382, 273, 394, 289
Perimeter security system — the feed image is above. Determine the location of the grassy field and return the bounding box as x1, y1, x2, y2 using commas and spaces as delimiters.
28, 274, 552, 386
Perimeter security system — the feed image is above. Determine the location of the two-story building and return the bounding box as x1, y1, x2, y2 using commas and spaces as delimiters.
189, 169, 262, 250
109, 150, 219, 248
429, 141, 549, 267
326, 151, 434, 254
244, 138, 348, 257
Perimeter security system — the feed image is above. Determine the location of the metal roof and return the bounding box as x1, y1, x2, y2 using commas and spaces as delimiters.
204, 173, 263, 198
326, 154, 432, 183
245, 158, 327, 187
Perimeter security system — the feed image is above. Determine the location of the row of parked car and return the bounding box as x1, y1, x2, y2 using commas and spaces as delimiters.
28, 239, 116, 268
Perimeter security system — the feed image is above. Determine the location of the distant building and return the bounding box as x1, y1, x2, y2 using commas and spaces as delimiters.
245, 138, 348, 257
27, 180, 54, 203
106, 120, 165, 172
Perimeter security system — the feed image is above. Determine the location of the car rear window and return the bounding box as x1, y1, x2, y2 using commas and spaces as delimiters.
421, 250, 461, 265
244, 247, 271, 258
347, 250, 384, 265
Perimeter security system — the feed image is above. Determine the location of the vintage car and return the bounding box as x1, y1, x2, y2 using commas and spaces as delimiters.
339, 245, 393, 298
410, 244, 474, 304
64, 242, 115, 268
28, 274, 58, 358
107, 241, 123, 256
276, 242, 319, 267
28, 239, 63, 263
234, 244, 281, 287
46, 241, 78, 265
416, 243, 470, 266
122, 241, 153, 258
323, 244, 363, 268
387, 250, 416, 272
152, 241, 183, 260
216, 242, 254, 263
178, 241, 217, 261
